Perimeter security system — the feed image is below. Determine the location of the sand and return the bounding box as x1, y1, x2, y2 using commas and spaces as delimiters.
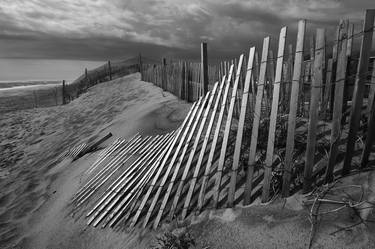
0, 73, 191, 249
1, 72, 374, 249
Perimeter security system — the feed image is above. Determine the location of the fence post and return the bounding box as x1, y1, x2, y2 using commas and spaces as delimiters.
62, 80, 66, 105
138, 53, 142, 76
201, 42, 208, 96
303, 28, 325, 193
162, 58, 166, 90
108, 61, 112, 80
343, 10, 375, 174
282, 20, 306, 197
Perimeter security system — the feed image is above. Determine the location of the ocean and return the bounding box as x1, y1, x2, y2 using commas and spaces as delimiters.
0, 58, 105, 86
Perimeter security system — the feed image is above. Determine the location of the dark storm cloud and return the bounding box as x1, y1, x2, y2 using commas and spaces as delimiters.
0, 0, 373, 61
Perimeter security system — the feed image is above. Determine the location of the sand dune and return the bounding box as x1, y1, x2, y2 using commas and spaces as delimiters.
0, 73, 191, 248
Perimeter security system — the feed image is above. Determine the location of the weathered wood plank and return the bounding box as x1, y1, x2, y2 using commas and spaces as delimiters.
169, 82, 219, 221
281, 20, 306, 197
343, 10, 375, 174
244, 37, 270, 205
325, 20, 349, 183
212, 54, 244, 208
303, 28, 325, 193
181, 79, 223, 219
129, 102, 198, 227
227, 47, 256, 207
262, 26, 287, 203
197, 66, 234, 211
151, 93, 210, 228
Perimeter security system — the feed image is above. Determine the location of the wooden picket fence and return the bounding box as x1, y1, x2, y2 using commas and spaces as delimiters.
64, 60, 140, 103
70, 10, 375, 230
140, 61, 219, 102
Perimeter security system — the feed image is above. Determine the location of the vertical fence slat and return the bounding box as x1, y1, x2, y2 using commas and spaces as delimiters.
282, 20, 306, 197
244, 37, 270, 205
228, 47, 256, 207
262, 26, 287, 203
303, 28, 325, 193
343, 10, 375, 174
325, 20, 349, 183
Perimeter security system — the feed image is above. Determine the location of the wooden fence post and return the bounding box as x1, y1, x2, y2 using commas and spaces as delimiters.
108, 61, 112, 80
303, 28, 325, 193
201, 42, 209, 96
62, 80, 66, 105
325, 20, 349, 183
162, 58, 167, 90
282, 20, 306, 197
343, 10, 375, 174
262, 26, 287, 203
139, 53, 143, 78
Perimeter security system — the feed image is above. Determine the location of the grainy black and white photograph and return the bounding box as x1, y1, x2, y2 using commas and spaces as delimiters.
0, 1, 375, 248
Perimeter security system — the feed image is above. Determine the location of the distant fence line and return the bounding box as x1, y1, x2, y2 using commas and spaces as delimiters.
140, 60, 219, 102
63, 60, 140, 104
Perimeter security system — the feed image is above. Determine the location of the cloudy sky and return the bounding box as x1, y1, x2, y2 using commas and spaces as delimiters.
0, 0, 372, 62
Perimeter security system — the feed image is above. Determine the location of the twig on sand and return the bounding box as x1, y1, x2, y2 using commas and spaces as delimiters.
307, 180, 339, 249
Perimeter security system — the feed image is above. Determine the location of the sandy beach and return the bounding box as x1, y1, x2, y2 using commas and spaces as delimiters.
1, 73, 374, 249
0, 73, 191, 248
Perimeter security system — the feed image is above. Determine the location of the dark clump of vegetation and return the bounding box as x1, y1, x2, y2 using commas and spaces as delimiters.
152, 231, 196, 249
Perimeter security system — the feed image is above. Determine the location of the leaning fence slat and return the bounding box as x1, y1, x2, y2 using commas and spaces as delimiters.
197, 66, 234, 211
142, 99, 203, 228
325, 20, 349, 183
244, 37, 270, 205
227, 47, 255, 207
262, 26, 287, 203
303, 28, 325, 193
343, 10, 375, 174
212, 54, 244, 208
172, 83, 218, 220
281, 20, 306, 197
152, 93, 210, 229
182, 76, 226, 218
129, 102, 197, 227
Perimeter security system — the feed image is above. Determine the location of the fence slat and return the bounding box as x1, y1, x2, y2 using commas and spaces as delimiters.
244, 37, 270, 205
212, 55, 244, 208
152, 94, 209, 229
197, 65, 234, 211
303, 28, 325, 193
129, 102, 198, 227
181, 81, 222, 219
282, 20, 306, 197
262, 26, 287, 203
227, 47, 255, 207
325, 20, 349, 183
343, 10, 375, 174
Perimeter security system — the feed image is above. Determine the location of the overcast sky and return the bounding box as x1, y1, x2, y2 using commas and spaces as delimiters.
0, 0, 373, 62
